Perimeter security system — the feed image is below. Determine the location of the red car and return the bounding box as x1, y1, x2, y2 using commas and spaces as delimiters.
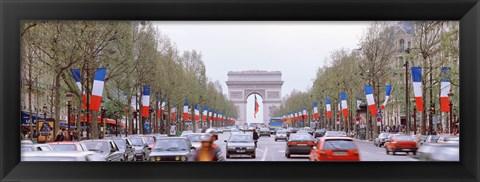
48, 141, 88, 152
309, 137, 360, 161
385, 134, 418, 155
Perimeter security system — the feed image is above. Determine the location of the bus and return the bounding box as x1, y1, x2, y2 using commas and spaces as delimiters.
268, 117, 283, 129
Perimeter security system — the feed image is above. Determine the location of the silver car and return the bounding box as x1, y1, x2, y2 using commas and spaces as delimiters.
127, 136, 150, 161
83, 139, 124, 161
148, 137, 194, 161
21, 143, 53, 152
275, 130, 288, 141
184, 133, 202, 150
22, 151, 106, 161
224, 134, 256, 158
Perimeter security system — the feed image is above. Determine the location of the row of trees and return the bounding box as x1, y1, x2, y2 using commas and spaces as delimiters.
21, 21, 238, 139
273, 21, 459, 136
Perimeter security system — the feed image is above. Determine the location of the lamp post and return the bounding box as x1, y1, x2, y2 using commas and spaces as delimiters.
448, 90, 454, 134
66, 92, 73, 136
403, 60, 410, 134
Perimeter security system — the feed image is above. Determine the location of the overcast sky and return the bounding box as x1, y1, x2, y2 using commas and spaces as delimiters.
153, 21, 370, 122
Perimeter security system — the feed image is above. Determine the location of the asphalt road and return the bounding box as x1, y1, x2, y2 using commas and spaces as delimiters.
214, 132, 417, 161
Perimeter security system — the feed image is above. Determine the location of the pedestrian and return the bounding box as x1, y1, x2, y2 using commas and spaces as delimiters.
55, 128, 66, 141
72, 128, 79, 141
252, 129, 259, 147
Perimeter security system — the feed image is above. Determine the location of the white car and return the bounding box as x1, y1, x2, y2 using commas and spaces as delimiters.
22, 151, 106, 161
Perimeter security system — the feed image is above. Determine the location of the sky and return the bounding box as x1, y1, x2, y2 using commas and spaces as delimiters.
153, 21, 370, 122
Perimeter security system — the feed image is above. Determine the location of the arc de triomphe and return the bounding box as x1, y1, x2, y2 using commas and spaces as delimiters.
226, 70, 283, 126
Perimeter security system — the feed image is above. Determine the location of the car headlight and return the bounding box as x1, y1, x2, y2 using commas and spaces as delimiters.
150, 157, 155, 161
156, 156, 161, 161
181, 156, 187, 161
246, 146, 255, 150
228, 146, 236, 149
175, 156, 180, 161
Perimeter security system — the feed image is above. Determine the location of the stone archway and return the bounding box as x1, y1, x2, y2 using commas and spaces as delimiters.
226, 70, 283, 126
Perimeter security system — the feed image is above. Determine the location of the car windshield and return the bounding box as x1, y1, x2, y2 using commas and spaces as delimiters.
113, 139, 126, 149
290, 134, 314, 141
323, 139, 356, 150
396, 135, 414, 141
260, 128, 269, 131
21, 146, 34, 152
444, 137, 459, 143
129, 137, 144, 146
84, 141, 110, 153
229, 135, 253, 143
50, 144, 76, 151
154, 139, 189, 151
187, 135, 201, 142
277, 131, 286, 134
326, 131, 347, 137
143, 137, 155, 145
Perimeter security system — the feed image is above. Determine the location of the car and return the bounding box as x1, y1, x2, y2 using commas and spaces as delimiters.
126, 136, 150, 161
414, 143, 459, 161
297, 130, 310, 135
436, 135, 459, 144
148, 137, 194, 161
225, 134, 256, 158
82, 139, 124, 161
275, 130, 288, 141
112, 138, 135, 161
314, 129, 326, 138
139, 135, 157, 150
285, 128, 293, 138
385, 134, 418, 155
230, 128, 241, 134
195, 129, 204, 133
184, 133, 202, 149
223, 127, 232, 132
374, 133, 391, 147
22, 151, 106, 161
21, 140, 34, 144
425, 135, 440, 144
285, 133, 316, 158
309, 137, 360, 161
21, 143, 54, 152
216, 128, 224, 134
259, 128, 271, 137
324, 131, 347, 137
180, 131, 194, 137
48, 141, 89, 152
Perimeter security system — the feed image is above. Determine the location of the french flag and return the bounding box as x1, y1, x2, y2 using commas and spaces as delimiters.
325, 98, 332, 118
141, 86, 150, 117
440, 67, 451, 112
194, 105, 200, 121
203, 106, 208, 121
313, 102, 319, 120
208, 109, 212, 121
298, 111, 302, 121
381, 85, 393, 110
69, 69, 87, 109
364, 85, 378, 115
90, 68, 107, 111
411, 67, 424, 111
171, 107, 176, 121
157, 96, 166, 118
289, 113, 293, 122
183, 100, 189, 121
340, 92, 349, 117
303, 108, 308, 120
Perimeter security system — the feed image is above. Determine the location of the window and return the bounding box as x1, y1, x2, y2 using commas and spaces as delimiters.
407, 41, 411, 49
399, 39, 405, 51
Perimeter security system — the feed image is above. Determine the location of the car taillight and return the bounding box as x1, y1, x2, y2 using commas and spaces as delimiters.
353, 150, 359, 155
318, 150, 326, 156
306, 141, 315, 146
288, 142, 298, 146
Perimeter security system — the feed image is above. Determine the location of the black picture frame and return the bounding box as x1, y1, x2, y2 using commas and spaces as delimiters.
1, 0, 479, 181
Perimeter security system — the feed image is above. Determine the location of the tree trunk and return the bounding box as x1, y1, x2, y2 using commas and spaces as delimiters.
54, 72, 62, 137
91, 111, 99, 139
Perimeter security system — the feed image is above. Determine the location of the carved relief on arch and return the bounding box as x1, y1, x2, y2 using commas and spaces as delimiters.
229, 91, 244, 100
244, 90, 265, 100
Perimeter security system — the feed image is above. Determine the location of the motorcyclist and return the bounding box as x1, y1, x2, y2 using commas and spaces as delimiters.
188, 129, 224, 161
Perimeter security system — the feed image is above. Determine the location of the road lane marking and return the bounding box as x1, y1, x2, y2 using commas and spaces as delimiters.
261, 147, 269, 161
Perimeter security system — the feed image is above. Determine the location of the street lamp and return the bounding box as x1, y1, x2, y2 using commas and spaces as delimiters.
448, 90, 454, 134
114, 111, 119, 137
66, 92, 73, 135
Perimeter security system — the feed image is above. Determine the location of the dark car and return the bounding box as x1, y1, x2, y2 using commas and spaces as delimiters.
225, 134, 256, 158
127, 136, 150, 161
83, 139, 124, 161
285, 133, 316, 158
112, 138, 135, 161
259, 128, 271, 137
148, 137, 194, 161
314, 129, 326, 138
414, 143, 459, 161
374, 133, 391, 147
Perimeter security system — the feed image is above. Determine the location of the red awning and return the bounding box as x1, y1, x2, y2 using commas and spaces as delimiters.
69, 115, 120, 125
